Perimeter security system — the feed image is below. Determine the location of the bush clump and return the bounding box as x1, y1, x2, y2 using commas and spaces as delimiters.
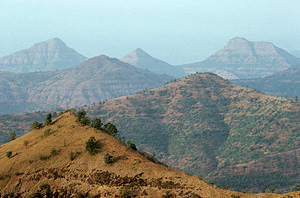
6, 151, 12, 158
77, 110, 91, 126
44, 129, 51, 136
44, 113, 52, 126
126, 140, 137, 151
31, 121, 43, 130
104, 152, 113, 163
92, 118, 103, 130
85, 137, 97, 155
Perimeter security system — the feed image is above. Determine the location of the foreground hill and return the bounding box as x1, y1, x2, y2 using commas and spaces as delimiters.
232, 65, 300, 98
2, 73, 300, 192
0, 55, 174, 114
121, 48, 185, 78
0, 112, 279, 198
181, 37, 300, 79
0, 38, 87, 73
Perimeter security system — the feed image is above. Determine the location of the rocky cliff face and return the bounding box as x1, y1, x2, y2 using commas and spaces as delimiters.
0, 38, 87, 73
0, 55, 174, 114
181, 37, 300, 79
121, 48, 185, 78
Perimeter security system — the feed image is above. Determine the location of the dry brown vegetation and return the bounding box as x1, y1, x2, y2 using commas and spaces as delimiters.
1, 112, 300, 197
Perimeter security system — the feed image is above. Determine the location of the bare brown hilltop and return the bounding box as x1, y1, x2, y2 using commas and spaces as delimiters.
1, 112, 299, 197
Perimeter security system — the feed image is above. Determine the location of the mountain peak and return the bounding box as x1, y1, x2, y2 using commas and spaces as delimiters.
121, 49, 185, 78
227, 37, 249, 44
183, 37, 300, 79
0, 38, 87, 73
45, 37, 66, 46
134, 48, 148, 55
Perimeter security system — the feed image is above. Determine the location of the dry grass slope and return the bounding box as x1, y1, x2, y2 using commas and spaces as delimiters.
1, 113, 299, 197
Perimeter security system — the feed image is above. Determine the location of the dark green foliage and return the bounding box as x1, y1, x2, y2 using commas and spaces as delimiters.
39, 183, 49, 190
296, 183, 300, 191
6, 151, 12, 158
104, 152, 113, 163
126, 140, 137, 151
26, 193, 43, 198
77, 110, 90, 126
9, 132, 16, 141
92, 118, 103, 130
79, 116, 91, 126
77, 110, 86, 122
85, 136, 97, 155
31, 121, 43, 130
44, 113, 52, 125
43, 129, 51, 136
104, 122, 118, 136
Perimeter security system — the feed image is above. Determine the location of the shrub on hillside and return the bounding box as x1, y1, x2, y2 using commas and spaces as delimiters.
85, 136, 97, 155
92, 118, 103, 130
104, 122, 118, 136
44, 113, 52, 126
44, 129, 51, 136
104, 152, 113, 163
126, 140, 137, 151
31, 121, 43, 130
9, 132, 16, 141
6, 151, 12, 158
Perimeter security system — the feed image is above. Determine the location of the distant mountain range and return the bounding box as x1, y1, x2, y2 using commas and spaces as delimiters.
0, 38, 87, 73
3, 73, 300, 192
232, 64, 300, 98
0, 55, 174, 114
180, 37, 300, 79
121, 48, 185, 78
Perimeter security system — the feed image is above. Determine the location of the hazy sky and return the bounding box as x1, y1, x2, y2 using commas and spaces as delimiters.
1, 0, 299, 64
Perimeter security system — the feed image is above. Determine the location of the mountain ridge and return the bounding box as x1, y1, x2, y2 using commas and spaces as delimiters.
0, 55, 174, 114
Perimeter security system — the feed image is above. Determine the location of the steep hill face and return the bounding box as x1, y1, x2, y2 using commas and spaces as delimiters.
232, 65, 300, 98
0, 55, 174, 114
121, 48, 185, 78
0, 38, 87, 73
181, 37, 300, 79
2, 73, 300, 193
0, 112, 273, 198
